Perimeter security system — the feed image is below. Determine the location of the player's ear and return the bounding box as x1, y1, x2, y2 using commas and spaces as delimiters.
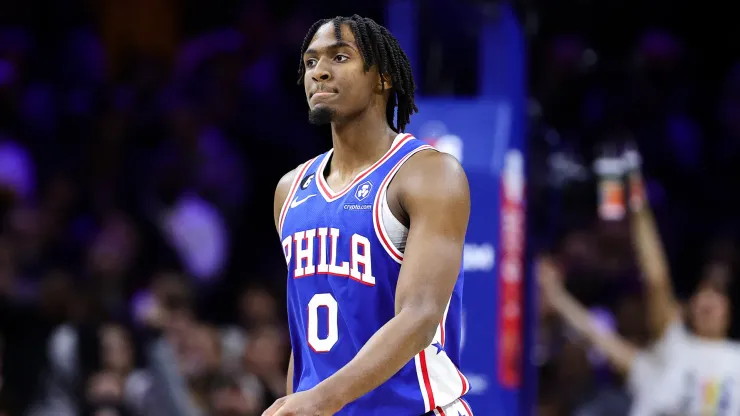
377, 73, 393, 91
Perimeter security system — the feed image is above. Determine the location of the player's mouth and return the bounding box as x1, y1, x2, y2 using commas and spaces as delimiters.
311, 86, 338, 97
310, 91, 337, 103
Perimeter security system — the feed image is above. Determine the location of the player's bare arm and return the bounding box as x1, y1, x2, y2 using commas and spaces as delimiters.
311, 150, 470, 411
273, 167, 299, 395
628, 171, 679, 339
538, 256, 637, 374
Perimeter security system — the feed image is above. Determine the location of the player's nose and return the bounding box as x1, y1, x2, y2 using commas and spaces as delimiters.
311, 60, 332, 82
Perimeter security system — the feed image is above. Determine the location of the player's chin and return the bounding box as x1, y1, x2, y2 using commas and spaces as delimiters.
308, 105, 336, 125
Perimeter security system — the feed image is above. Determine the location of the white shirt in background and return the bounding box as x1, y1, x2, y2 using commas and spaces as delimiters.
629, 319, 740, 415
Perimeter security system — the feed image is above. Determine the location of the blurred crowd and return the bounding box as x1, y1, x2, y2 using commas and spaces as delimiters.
528, 3, 740, 414
0, 1, 396, 415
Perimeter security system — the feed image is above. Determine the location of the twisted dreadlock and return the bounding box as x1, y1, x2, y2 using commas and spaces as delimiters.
297, 15, 418, 132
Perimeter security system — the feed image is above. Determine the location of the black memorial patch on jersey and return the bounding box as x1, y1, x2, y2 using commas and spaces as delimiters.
300, 173, 315, 190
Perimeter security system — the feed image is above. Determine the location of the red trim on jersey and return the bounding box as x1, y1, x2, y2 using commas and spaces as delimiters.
461, 398, 473, 415
306, 302, 332, 353
372, 144, 434, 263
279, 157, 318, 236
439, 319, 446, 346
456, 367, 470, 395
435, 406, 447, 416
317, 134, 413, 202
419, 350, 436, 410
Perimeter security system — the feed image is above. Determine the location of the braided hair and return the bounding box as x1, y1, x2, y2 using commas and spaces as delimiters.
297, 15, 418, 132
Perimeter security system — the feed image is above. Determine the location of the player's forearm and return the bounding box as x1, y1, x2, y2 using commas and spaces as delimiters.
314, 308, 437, 410
286, 350, 294, 394
631, 206, 677, 335
548, 288, 636, 373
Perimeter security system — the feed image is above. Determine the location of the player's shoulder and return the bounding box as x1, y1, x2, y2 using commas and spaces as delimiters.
275, 155, 323, 197
275, 153, 326, 206
274, 167, 300, 219
273, 156, 322, 226
275, 166, 301, 197
394, 148, 469, 195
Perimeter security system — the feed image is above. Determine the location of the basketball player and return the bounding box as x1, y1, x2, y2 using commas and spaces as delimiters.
539, 165, 740, 415
265, 15, 473, 416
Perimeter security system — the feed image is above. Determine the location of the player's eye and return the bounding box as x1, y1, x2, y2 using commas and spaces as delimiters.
305, 58, 318, 68
334, 55, 349, 63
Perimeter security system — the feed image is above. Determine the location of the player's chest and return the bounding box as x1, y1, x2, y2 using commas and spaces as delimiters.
284, 172, 384, 232
281, 194, 384, 285
283, 196, 377, 238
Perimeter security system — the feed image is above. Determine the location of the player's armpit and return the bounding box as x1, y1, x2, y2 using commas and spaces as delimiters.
274, 168, 300, 234
393, 150, 471, 342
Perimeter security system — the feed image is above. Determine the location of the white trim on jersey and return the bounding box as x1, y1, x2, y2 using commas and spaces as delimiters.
432, 397, 474, 416
278, 157, 318, 238
439, 298, 451, 347
371, 144, 435, 264
415, 296, 470, 412
315, 133, 414, 202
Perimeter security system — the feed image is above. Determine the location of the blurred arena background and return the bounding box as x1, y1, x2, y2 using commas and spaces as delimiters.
1, 0, 739, 415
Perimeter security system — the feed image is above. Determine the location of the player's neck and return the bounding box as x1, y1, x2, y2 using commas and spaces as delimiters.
329, 113, 397, 174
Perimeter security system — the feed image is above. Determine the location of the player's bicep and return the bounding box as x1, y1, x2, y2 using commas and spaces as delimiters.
394, 152, 470, 318
274, 168, 299, 234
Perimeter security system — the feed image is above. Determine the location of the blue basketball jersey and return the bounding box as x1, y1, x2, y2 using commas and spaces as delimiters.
278, 133, 470, 415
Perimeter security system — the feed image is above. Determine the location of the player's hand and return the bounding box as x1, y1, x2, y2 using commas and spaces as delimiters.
262, 390, 342, 416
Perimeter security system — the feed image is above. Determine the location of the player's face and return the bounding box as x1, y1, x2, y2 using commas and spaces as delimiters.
690, 282, 730, 339
303, 22, 379, 123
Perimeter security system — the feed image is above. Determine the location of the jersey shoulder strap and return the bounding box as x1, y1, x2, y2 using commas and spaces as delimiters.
278, 155, 323, 236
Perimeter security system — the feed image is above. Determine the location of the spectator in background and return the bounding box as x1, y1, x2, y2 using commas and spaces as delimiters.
208, 374, 258, 416
625, 165, 740, 415
86, 212, 140, 319
100, 324, 151, 414
538, 256, 636, 416
138, 272, 267, 416
221, 285, 279, 372
538, 160, 740, 415
83, 371, 131, 416
242, 325, 287, 407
